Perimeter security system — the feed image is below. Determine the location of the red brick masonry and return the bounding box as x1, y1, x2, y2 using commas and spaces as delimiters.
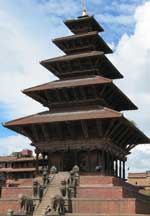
72, 175, 150, 214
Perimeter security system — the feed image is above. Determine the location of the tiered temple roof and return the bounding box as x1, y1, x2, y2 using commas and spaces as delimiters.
53, 31, 113, 54
4, 14, 149, 176
23, 76, 137, 111
40, 51, 123, 79
64, 15, 104, 34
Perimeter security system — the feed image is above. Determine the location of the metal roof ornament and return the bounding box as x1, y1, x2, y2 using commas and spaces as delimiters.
81, 0, 88, 16
82, 8, 87, 16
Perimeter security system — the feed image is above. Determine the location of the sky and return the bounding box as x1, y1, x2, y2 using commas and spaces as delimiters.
0, 0, 149, 173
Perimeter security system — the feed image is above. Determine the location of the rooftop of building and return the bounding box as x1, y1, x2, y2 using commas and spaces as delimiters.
128, 171, 150, 178
0, 150, 44, 163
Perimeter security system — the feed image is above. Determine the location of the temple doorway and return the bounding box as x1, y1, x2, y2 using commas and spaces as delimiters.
63, 151, 77, 171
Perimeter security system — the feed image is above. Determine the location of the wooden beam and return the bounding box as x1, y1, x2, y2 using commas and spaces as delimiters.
16, 126, 33, 141
55, 123, 63, 139
112, 125, 126, 144
92, 85, 98, 98
119, 160, 122, 178
67, 61, 73, 72
44, 90, 50, 105
37, 138, 111, 152
96, 119, 103, 137
123, 161, 126, 180
106, 92, 116, 106
32, 92, 47, 104
31, 125, 40, 142
115, 160, 118, 177
62, 88, 70, 102
35, 138, 127, 157
81, 120, 89, 138
72, 87, 78, 100
41, 125, 50, 140
95, 55, 101, 65
121, 130, 133, 147
99, 85, 108, 97
55, 89, 62, 102
49, 63, 59, 75
63, 40, 70, 50
79, 86, 87, 100
56, 61, 64, 74
126, 143, 137, 151
108, 121, 122, 138
104, 119, 115, 137
117, 128, 130, 146
65, 122, 75, 138
103, 86, 113, 99
125, 136, 139, 150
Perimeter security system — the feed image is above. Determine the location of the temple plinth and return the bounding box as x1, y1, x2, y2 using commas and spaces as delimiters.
4, 15, 150, 178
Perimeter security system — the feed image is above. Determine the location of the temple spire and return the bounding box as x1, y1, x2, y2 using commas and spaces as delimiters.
82, 8, 87, 16
81, 0, 88, 16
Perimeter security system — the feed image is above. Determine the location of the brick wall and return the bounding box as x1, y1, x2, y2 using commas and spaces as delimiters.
0, 200, 19, 214
79, 175, 115, 185
1, 187, 33, 199
75, 175, 150, 214
71, 198, 136, 214
77, 186, 124, 199
136, 199, 150, 214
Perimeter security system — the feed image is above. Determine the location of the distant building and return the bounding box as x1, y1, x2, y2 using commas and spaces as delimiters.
0, 149, 47, 180
128, 171, 150, 191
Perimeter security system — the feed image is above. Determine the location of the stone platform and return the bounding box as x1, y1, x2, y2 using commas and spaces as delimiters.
69, 175, 150, 215
0, 178, 42, 215
0, 174, 150, 215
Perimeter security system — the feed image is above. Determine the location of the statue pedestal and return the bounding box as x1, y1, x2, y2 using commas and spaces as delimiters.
48, 213, 59, 216
13, 212, 26, 216
47, 210, 61, 216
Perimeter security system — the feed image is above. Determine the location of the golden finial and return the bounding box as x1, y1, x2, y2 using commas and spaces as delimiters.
82, 8, 87, 16
81, 0, 87, 16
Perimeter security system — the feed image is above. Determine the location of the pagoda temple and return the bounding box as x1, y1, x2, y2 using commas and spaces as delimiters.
4, 12, 149, 179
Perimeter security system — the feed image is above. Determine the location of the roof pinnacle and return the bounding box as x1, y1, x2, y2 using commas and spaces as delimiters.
82, 8, 87, 16
81, 0, 88, 16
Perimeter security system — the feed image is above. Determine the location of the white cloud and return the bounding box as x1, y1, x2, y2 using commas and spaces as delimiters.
109, 2, 150, 172
0, 134, 34, 155
0, 2, 58, 118
110, 2, 150, 134
126, 144, 150, 173
97, 14, 134, 25
37, 0, 80, 18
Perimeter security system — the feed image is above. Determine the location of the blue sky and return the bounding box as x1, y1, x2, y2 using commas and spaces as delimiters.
0, 0, 150, 172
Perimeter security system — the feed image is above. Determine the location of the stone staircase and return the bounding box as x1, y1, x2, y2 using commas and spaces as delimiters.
68, 175, 150, 215
33, 172, 69, 216
0, 178, 40, 215
1, 186, 33, 199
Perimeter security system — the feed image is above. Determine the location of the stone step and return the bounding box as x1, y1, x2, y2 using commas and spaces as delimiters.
79, 175, 139, 193
77, 186, 150, 200
80, 175, 116, 185
71, 198, 150, 214
1, 186, 33, 199
77, 186, 124, 199
33, 172, 69, 216
0, 200, 19, 213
